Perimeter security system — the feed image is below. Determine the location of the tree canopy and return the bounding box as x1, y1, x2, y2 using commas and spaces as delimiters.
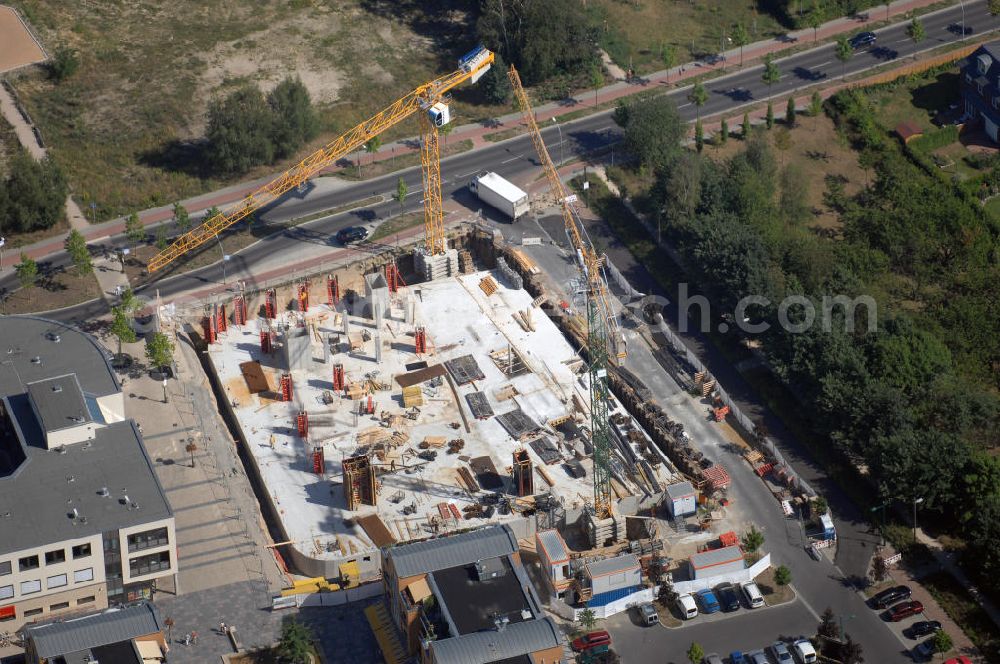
0, 154, 67, 233
613, 96, 684, 173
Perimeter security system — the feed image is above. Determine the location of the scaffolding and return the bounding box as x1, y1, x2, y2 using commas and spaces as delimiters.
343, 454, 377, 510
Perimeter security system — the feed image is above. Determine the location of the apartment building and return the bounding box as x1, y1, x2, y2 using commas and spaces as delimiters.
0, 316, 176, 631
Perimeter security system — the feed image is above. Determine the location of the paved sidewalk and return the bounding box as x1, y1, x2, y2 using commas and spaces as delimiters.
2, 0, 952, 267
916, 528, 1000, 630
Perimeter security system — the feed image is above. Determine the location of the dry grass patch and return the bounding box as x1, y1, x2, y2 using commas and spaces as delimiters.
1, 267, 101, 314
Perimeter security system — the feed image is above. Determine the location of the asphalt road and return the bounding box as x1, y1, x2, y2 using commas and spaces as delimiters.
5, 0, 994, 321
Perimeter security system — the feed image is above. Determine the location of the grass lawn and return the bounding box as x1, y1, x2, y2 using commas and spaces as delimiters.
590, 0, 785, 75
920, 571, 1000, 663
756, 566, 795, 606
1, 266, 101, 314
867, 70, 960, 134
11, 1, 507, 223
368, 212, 423, 243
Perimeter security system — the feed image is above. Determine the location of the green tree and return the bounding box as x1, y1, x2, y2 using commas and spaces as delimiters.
835, 36, 853, 80
395, 176, 408, 216
206, 85, 275, 174
840, 634, 863, 664
578, 607, 597, 632
732, 23, 749, 67
110, 306, 136, 356
124, 212, 144, 248
932, 630, 953, 656
202, 206, 222, 224
661, 42, 677, 81
277, 618, 313, 664
64, 229, 92, 276
268, 76, 318, 159
590, 63, 603, 106
991, 0, 1000, 16
145, 332, 174, 371
742, 525, 765, 553
119, 286, 140, 316
818, 607, 839, 639
694, 119, 704, 153
870, 553, 889, 584
155, 224, 169, 251
809, 90, 823, 117
742, 112, 752, 139
907, 17, 926, 45
688, 82, 708, 119
774, 564, 792, 586
761, 54, 780, 100
365, 135, 381, 166
766, 102, 775, 130
439, 121, 454, 146
0, 154, 68, 233
785, 97, 796, 126
481, 51, 512, 104
813, 496, 828, 516
719, 118, 728, 146
49, 45, 79, 82
807, 3, 825, 42
15, 253, 38, 290
774, 127, 793, 167
172, 202, 191, 234
687, 642, 705, 664
614, 96, 684, 171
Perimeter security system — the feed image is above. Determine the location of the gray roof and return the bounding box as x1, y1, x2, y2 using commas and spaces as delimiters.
27, 374, 93, 433
429, 617, 561, 664
585, 553, 639, 578
690, 545, 745, 570
25, 602, 162, 658
536, 529, 569, 563
0, 316, 119, 398
666, 481, 696, 500
386, 525, 518, 578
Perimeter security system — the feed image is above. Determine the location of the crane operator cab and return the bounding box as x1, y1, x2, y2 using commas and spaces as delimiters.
428, 101, 451, 128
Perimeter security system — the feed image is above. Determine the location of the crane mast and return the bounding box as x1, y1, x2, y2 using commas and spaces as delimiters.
148, 46, 493, 272
507, 65, 621, 522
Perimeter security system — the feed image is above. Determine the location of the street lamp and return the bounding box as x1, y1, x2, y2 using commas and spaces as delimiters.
870, 502, 887, 546
959, 0, 966, 38
216, 235, 229, 285
912, 497, 924, 541
551, 117, 564, 166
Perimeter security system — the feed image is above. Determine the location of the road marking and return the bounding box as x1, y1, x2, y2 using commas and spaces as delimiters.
791, 585, 823, 621
454, 171, 478, 179
816, 60, 831, 67
501, 154, 523, 164
678, 102, 692, 109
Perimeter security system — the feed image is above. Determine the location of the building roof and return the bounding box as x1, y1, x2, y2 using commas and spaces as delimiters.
386, 524, 518, 578
26, 374, 93, 433
429, 617, 561, 664
0, 316, 119, 399
585, 553, 640, 578
431, 554, 536, 635
666, 481, 696, 500
24, 602, 163, 659
690, 545, 745, 570
536, 529, 569, 564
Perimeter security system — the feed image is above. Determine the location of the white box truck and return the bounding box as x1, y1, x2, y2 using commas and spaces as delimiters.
469, 172, 529, 221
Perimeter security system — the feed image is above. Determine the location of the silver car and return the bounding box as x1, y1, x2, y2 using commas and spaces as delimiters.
769, 642, 793, 664
747, 650, 769, 664
702, 655, 723, 664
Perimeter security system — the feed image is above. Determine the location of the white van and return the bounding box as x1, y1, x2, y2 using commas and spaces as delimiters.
792, 639, 817, 663
741, 581, 765, 609
676, 593, 698, 619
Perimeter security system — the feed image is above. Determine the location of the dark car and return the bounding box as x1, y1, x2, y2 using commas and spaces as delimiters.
849, 31, 877, 49
889, 600, 924, 621
907, 620, 942, 639
872, 585, 911, 609
715, 583, 740, 612
335, 226, 368, 244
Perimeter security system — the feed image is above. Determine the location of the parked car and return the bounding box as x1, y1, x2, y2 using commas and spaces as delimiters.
907, 620, 942, 639
571, 630, 611, 652
702, 655, 723, 664
872, 584, 912, 609
792, 639, 817, 663
807, 543, 822, 561
944, 658, 972, 664
696, 588, 721, 614
769, 641, 794, 664
715, 583, 741, 612
730, 652, 746, 664
746, 650, 769, 664
889, 600, 924, 621
636, 602, 658, 626
912, 638, 936, 661
335, 225, 368, 244
741, 581, 765, 608
676, 593, 699, 619
849, 31, 877, 49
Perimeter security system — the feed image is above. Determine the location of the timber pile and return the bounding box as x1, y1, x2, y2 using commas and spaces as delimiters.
510, 248, 540, 274
479, 275, 499, 296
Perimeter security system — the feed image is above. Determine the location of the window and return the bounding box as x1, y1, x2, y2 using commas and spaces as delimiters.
73, 568, 94, 583
127, 527, 169, 553
0, 561, 10, 576
49, 602, 69, 611
45, 549, 66, 565
19, 555, 39, 572
23, 607, 43, 617
20, 579, 41, 595
129, 551, 170, 577
77, 596, 95, 605
47, 574, 67, 589
72, 543, 92, 559
0, 585, 12, 600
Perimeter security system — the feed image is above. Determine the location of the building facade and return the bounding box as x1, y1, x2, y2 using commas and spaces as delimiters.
961, 41, 1000, 142
0, 316, 176, 631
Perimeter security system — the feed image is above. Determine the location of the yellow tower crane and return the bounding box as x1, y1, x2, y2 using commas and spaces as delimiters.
507, 64, 624, 524
147, 46, 494, 273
